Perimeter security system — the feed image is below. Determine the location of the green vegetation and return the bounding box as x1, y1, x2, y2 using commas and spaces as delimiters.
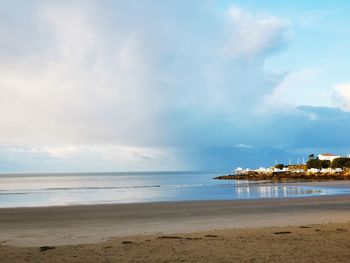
274, 164, 284, 169
306, 158, 330, 169
331, 158, 350, 169
321, 160, 331, 168
345, 161, 350, 168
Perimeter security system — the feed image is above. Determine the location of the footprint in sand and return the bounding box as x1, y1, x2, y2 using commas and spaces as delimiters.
273, 231, 291, 235
39, 246, 55, 252
158, 236, 183, 239
336, 228, 347, 232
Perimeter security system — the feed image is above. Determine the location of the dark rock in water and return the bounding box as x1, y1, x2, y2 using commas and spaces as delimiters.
122, 241, 133, 244
214, 175, 236, 180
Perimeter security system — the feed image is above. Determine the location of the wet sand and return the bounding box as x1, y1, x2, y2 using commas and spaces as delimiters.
0, 194, 350, 247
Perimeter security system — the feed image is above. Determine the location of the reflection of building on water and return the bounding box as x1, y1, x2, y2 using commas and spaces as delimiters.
233, 185, 319, 199
236, 186, 250, 198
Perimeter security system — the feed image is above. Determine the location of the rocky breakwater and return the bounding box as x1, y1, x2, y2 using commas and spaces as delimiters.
214, 170, 350, 181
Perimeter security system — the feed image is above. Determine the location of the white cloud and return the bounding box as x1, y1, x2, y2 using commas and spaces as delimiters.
224, 6, 291, 58
31, 146, 81, 159
306, 112, 320, 121
236, 143, 254, 149
333, 83, 350, 112
260, 69, 333, 112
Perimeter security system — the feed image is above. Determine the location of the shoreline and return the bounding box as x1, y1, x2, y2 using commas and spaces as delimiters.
1, 191, 350, 247
2, 180, 350, 210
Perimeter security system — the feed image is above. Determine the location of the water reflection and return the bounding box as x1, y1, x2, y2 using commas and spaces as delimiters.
233, 185, 320, 199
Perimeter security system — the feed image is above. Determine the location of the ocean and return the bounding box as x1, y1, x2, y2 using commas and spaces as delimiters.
0, 171, 348, 208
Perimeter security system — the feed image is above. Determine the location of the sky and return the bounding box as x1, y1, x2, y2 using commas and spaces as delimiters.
0, 0, 350, 173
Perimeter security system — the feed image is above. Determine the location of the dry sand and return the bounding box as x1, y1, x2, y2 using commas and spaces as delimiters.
1, 183, 350, 262
1, 222, 350, 263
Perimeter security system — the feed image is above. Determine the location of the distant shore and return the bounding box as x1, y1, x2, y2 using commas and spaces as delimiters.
214, 170, 350, 181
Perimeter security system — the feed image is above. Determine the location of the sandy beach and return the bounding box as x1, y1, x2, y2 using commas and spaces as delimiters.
1, 182, 350, 262
2, 222, 350, 262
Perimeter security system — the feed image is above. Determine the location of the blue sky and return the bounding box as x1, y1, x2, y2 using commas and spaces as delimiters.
0, 0, 350, 172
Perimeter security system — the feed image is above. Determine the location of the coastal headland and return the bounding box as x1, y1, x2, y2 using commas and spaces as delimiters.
214, 170, 350, 181
216, 154, 350, 181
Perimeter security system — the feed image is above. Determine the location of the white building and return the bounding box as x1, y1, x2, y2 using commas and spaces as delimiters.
258, 167, 266, 172
234, 167, 243, 174
318, 153, 340, 162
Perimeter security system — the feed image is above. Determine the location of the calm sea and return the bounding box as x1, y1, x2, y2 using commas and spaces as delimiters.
0, 171, 348, 208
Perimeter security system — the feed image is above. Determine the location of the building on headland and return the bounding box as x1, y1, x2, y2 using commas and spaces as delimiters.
318, 153, 340, 162
232, 152, 350, 175
234, 167, 243, 174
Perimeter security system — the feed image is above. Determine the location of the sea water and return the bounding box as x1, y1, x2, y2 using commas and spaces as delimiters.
0, 171, 348, 208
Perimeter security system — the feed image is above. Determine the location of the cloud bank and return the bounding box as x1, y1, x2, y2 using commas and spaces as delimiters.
0, 1, 349, 172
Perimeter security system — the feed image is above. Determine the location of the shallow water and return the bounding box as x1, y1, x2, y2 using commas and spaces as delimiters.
0, 171, 348, 208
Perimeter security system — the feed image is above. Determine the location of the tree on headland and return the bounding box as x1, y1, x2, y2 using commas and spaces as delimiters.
306, 158, 318, 169
306, 158, 330, 169
344, 161, 350, 169
274, 164, 284, 169
331, 158, 350, 169
321, 160, 331, 168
